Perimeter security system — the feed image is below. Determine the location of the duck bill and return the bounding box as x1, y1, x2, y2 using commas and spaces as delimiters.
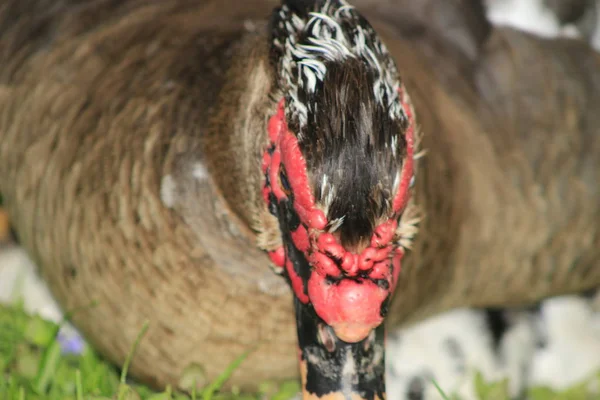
294, 297, 386, 400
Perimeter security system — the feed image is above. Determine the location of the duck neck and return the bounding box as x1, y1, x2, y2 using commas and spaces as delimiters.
202, 27, 282, 249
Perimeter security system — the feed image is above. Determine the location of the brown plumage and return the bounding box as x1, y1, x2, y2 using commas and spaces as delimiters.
0, 0, 599, 393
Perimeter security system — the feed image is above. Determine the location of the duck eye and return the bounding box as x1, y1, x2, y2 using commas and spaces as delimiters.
279, 168, 291, 195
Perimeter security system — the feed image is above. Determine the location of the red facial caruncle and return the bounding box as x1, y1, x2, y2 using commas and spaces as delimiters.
262, 90, 415, 343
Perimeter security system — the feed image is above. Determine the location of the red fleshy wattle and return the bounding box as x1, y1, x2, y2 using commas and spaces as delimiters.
371, 219, 397, 248
290, 225, 310, 253
307, 274, 389, 343
278, 129, 328, 231
309, 251, 342, 278
268, 247, 285, 268
392, 89, 415, 213
286, 258, 309, 304
268, 100, 286, 143
370, 259, 391, 280
391, 248, 404, 292
262, 89, 415, 341
269, 149, 288, 202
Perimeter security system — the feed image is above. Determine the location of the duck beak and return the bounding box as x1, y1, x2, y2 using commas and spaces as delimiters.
294, 297, 386, 400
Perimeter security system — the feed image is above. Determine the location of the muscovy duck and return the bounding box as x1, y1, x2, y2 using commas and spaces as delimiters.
0, 0, 599, 398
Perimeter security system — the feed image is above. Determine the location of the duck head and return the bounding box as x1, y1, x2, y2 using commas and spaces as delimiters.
261, 0, 416, 398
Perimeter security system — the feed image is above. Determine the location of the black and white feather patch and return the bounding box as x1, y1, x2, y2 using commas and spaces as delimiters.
271, 0, 405, 133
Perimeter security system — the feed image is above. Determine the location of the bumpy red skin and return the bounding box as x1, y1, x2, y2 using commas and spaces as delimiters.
263, 92, 415, 343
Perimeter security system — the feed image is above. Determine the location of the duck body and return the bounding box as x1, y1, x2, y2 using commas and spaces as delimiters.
0, 0, 599, 393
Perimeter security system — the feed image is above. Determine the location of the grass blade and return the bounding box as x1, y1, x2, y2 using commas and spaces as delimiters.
202, 350, 253, 400
33, 340, 62, 394
76, 369, 83, 400
431, 379, 450, 400
120, 321, 150, 385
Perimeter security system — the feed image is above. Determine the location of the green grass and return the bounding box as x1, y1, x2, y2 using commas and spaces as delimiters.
432, 370, 600, 400
0, 303, 300, 400
1, 303, 599, 400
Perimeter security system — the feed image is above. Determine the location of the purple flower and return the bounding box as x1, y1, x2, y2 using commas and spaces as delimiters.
57, 325, 86, 355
